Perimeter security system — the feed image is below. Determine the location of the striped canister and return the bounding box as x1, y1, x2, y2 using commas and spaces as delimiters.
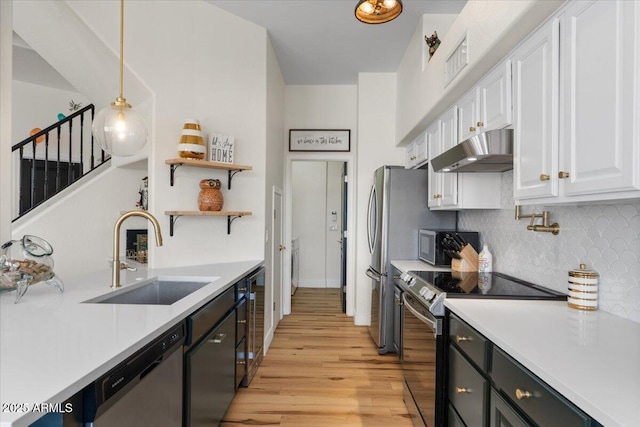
567, 264, 599, 311
177, 119, 206, 159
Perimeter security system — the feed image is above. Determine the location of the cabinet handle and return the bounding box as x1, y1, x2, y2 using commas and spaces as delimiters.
477, 121, 484, 127
558, 171, 570, 179
238, 287, 247, 293
278, 245, 286, 251
469, 126, 477, 132
433, 194, 442, 199
208, 333, 227, 344
539, 174, 550, 181
456, 387, 471, 394
237, 319, 247, 325
455, 335, 472, 343
515, 388, 533, 400
237, 360, 246, 366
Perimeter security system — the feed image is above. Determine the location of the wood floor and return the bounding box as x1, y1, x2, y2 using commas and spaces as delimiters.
221, 288, 413, 426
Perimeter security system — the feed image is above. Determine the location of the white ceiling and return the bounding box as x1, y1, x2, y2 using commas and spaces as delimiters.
207, 0, 467, 85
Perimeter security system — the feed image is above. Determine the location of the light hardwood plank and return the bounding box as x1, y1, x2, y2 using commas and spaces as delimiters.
221, 288, 412, 426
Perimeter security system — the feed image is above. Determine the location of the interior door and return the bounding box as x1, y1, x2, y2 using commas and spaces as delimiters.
340, 162, 347, 313
273, 188, 283, 327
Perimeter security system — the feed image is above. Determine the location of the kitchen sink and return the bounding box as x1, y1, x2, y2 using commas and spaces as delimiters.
84, 276, 218, 305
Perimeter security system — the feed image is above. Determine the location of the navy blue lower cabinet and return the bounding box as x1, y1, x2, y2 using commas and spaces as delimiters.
448, 345, 488, 427
490, 346, 595, 427
446, 311, 602, 427
489, 389, 531, 427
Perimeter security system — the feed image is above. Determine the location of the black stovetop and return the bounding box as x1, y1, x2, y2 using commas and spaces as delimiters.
409, 270, 567, 300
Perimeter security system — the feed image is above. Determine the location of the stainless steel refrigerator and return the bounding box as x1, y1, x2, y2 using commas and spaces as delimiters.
366, 166, 456, 354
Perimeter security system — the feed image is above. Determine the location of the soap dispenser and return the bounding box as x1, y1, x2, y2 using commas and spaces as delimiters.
478, 245, 493, 273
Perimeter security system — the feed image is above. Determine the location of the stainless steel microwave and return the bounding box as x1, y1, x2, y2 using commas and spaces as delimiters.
418, 229, 479, 266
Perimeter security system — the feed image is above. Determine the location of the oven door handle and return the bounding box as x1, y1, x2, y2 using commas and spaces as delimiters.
402, 293, 440, 336
366, 267, 383, 282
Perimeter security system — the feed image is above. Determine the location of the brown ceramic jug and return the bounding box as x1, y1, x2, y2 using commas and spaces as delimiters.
198, 179, 224, 211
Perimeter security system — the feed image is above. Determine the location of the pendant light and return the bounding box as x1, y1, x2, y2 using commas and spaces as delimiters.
92, 0, 147, 157
355, 0, 403, 24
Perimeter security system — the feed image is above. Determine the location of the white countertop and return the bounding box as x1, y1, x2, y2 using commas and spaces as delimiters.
445, 299, 640, 427
0, 260, 262, 426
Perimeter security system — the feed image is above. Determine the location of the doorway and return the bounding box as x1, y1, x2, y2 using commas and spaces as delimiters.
271, 187, 283, 329
290, 160, 347, 311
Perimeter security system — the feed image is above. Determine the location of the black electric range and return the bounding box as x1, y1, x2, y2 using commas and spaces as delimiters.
397, 270, 567, 316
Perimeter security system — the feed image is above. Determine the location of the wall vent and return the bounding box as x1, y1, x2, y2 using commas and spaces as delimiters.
445, 33, 468, 86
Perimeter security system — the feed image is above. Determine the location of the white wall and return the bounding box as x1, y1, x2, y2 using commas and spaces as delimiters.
0, 0, 12, 243
13, 1, 150, 113
68, 1, 269, 268
292, 161, 328, 287
263, 35, 285, 351
291, 161, 342, 288
396, 0, 564, 145
354, 73, 404, 325
12, 80, 90, 144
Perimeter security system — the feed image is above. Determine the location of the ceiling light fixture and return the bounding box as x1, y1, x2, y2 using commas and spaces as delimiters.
355, 0, 403, 24
92, 0, 147, 157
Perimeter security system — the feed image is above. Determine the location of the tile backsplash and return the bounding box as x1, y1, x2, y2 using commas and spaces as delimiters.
458, 171, 640, 323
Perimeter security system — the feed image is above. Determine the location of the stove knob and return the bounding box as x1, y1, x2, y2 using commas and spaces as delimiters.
419, 287, 428, 296
409, 278, 416, 286
423, 290, 435, 301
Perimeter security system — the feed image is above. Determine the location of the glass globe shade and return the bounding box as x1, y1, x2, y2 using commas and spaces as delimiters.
358, 1, 375, 14
91, 104, 148, 157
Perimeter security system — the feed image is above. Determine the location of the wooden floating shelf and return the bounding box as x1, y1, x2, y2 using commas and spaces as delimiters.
165, 158, 253, 171
165, 158, 253, 188
165, 210, 252, 236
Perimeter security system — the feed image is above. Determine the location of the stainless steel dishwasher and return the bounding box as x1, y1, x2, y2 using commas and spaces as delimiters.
82, 322, 185, 426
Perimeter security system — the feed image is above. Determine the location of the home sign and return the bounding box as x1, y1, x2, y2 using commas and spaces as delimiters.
210, 133, 235, 164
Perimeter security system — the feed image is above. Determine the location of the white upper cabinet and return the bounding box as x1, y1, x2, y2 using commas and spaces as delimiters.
559, 0, 640, 198
405, 141, 416, 169
513, 17, 560, 200
480, 60, 513, 132
458, 60, 513, 143
514, 0, 640, 204
414, 133, 427, 167
426, 120, 442, 208
439, 106, 459, 207
457, 88, 481, 142
405, 132, 427, 169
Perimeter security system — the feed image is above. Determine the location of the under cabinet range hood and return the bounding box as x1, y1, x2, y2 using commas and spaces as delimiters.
431, 129, 514, 172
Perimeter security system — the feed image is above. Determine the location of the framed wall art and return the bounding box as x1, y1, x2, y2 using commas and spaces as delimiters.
289, 129, 350, 152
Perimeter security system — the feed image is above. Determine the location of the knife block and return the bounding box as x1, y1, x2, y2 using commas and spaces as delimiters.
451, 245, 479, 272
451, 270, 479, 293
